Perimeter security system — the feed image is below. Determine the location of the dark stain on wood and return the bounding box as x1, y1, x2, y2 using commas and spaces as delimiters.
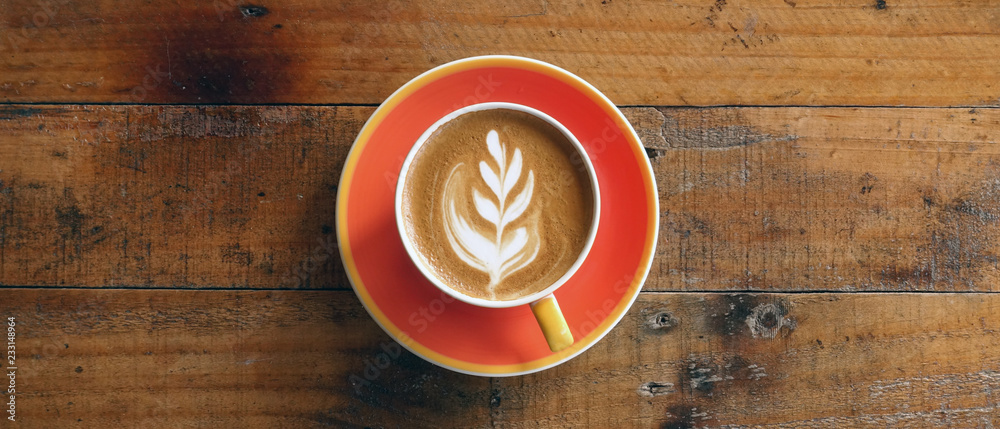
709, 294, 756, 338
133, 4, 294, 104
708, 294, 793, 341
0, 106, 47, 120
308, 410, 351, 427
220, 243, 253, 266
661, 404, 695, 429
55, 205, 85, 237
875, 0, 887, 10
878, 263, 934, 288
345, 340, 490, 424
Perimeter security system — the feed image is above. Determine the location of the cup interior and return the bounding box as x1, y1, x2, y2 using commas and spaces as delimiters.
395, 102, 601, 308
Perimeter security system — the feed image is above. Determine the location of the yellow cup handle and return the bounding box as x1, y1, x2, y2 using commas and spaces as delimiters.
530, 294, 574, 353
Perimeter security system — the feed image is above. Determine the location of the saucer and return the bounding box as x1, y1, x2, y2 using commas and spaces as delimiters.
337, 55, 658, 376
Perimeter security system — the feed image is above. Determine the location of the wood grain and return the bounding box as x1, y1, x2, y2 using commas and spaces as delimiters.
0, 105, 363, 289
0, 289, 492, 428
3, 0, 1000, 106
1, 289, 997, 428
3, 105, 999, 291
4, 1, 998, 427
495, 292, 1000, 428
638, 106, 1000, 292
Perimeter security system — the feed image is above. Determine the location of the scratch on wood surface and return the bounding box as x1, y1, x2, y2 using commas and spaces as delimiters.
74, 79, 104, 88
868, 379, 911, 397
732, 407, 1000, 428
0, 80, 37, 96
912, 175, 1000, 290
627, 107, 799, 150
684, 353, 770, 398
867, 370, 1000, 400
506, 0, 547, 18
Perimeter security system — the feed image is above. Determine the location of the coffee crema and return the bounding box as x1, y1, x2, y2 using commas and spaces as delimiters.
400, 109, 595, 301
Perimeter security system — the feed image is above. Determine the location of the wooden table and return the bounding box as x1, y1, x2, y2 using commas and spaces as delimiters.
2, 1, 999, 427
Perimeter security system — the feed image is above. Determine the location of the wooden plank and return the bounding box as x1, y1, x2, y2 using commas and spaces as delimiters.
0, 289, 492, 428
2, 0, 1000, 106
494, 292, 1000, 428
0, 105, 365, 289
2, 105, 999, 291
637, 106, 1000, 292
1, 289, 998, 427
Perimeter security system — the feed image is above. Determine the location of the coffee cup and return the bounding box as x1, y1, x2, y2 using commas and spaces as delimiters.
395, 102, 600, 352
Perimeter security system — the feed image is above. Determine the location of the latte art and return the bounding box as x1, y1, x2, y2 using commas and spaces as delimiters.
400, 108, 595, 301
442, 130, 540, 299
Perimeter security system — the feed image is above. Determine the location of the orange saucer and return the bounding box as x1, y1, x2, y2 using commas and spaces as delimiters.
337, 56, 658, 376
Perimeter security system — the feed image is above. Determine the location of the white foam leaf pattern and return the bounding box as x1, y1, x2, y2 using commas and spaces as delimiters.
443, 196, 494, 266
487, 130, 504, 171
441, 129, 540, 298
502, 171, 533, 227
500, 227, 528, 261
503, 149, 522, 199
473, 189, 499, 225
479, 161, 501, 197
501, 227, 539, 276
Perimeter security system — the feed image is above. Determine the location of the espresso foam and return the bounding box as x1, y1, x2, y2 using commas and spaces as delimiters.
401, 109, 595, 301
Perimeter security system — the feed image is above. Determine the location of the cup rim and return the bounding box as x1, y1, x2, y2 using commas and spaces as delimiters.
395, 102, 601, 308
